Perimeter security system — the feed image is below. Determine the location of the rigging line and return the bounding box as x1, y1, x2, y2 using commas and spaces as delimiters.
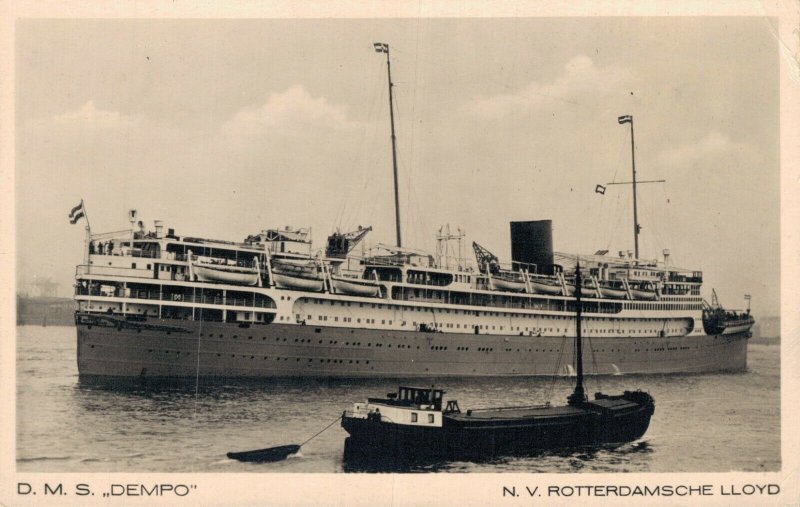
392, 96, 413, 246
586, 334, 598, 391
393, 90, 423, 249
604, 135, 629, 248
640, 195, 665, 259
606, 190, 629, 252
338, 65, 384, 232
649, 180, 673, 251
544, 334, 569, 404
193, 305, 204, 447
408, 41, 421, 246
300, 414, 344, 447
591, 133, 627, 249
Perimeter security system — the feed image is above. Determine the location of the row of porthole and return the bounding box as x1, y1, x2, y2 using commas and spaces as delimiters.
212, 355, 371, 365
141, 348, 372, 365
632, 347, 694, 352
94, 343, 696, 356
197, 333, 427, 350
144, 348, 190, 355
288, 314, 683, 337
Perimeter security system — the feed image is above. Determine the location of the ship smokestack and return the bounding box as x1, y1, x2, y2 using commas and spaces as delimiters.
510, 220, 554, 275
154, 220, 164, 239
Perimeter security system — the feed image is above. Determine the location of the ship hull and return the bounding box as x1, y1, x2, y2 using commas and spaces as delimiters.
76, 316, 749, 378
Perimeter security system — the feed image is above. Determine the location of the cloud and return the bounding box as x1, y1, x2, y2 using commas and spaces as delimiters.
656, 131, 738, 168
219, 85, 362, 147
51, 100, 142, 129
23, 100, 185, 153
465, 55, 632, 117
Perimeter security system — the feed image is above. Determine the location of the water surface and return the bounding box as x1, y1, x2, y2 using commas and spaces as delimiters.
17, 325, 780, 473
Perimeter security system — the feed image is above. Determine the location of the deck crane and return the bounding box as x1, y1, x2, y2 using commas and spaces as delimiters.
325, 226, 373, 258
472, 241, 501, 275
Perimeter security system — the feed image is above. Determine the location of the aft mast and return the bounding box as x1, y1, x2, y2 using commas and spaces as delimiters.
618, 115, 640, 259
603, 115, 665, 260
374, 42, 402, 248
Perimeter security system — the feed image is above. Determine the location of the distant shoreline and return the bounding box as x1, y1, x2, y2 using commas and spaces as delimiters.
16, 296, 75, 327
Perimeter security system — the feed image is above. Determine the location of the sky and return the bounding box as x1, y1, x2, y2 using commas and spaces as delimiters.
15, 17, 779, 317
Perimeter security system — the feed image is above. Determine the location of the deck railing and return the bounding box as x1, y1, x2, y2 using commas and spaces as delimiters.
75, 285, 275, 308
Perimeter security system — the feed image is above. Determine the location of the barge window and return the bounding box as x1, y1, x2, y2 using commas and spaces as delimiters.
411, 413, 418, 422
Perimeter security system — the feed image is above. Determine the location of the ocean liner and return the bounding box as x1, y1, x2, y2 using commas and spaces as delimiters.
71, 43, 753, 378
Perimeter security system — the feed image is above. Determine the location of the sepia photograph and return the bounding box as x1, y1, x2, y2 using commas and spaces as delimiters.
2, 2, 798, 505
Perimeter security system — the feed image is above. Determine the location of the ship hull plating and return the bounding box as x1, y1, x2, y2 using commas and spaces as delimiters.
76, 316, 748, 378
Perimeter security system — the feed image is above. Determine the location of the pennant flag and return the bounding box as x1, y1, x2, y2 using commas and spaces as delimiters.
69, 201, 85, 224
618, 115, 632, 124
373, 42, 389, 53
595, 184, 606, 195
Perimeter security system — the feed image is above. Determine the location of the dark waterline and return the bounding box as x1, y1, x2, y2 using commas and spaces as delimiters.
17, 326, 780, 473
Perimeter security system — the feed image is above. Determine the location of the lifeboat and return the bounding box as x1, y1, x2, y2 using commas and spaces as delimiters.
629, 282, 658, 300
331, 276, 380, 297
598, 284, 627, 299
630, 288, 658, 300
193, 263, 259, 286
272, 272, 324, 292
529, 277, 565, 295
492, 274, 527, 292
270, 257, 324, 291
720, 317, 755, 335
702, 308, 755, 335
599, 287, 627, 299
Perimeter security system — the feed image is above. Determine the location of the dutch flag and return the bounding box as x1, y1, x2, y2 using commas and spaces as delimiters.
618, 115, 633, 124
69, 201, 85, 224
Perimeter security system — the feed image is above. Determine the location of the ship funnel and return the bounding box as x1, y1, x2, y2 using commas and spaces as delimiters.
154, 220, 164, 239
510, 220, 554, 275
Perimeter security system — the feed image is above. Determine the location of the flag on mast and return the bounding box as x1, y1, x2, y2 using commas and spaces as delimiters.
744, 294, 751, 300
373, 42, 389, 53
595, 184, 606, 195
618, 115, 632, 124
69, 201, 86, 224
